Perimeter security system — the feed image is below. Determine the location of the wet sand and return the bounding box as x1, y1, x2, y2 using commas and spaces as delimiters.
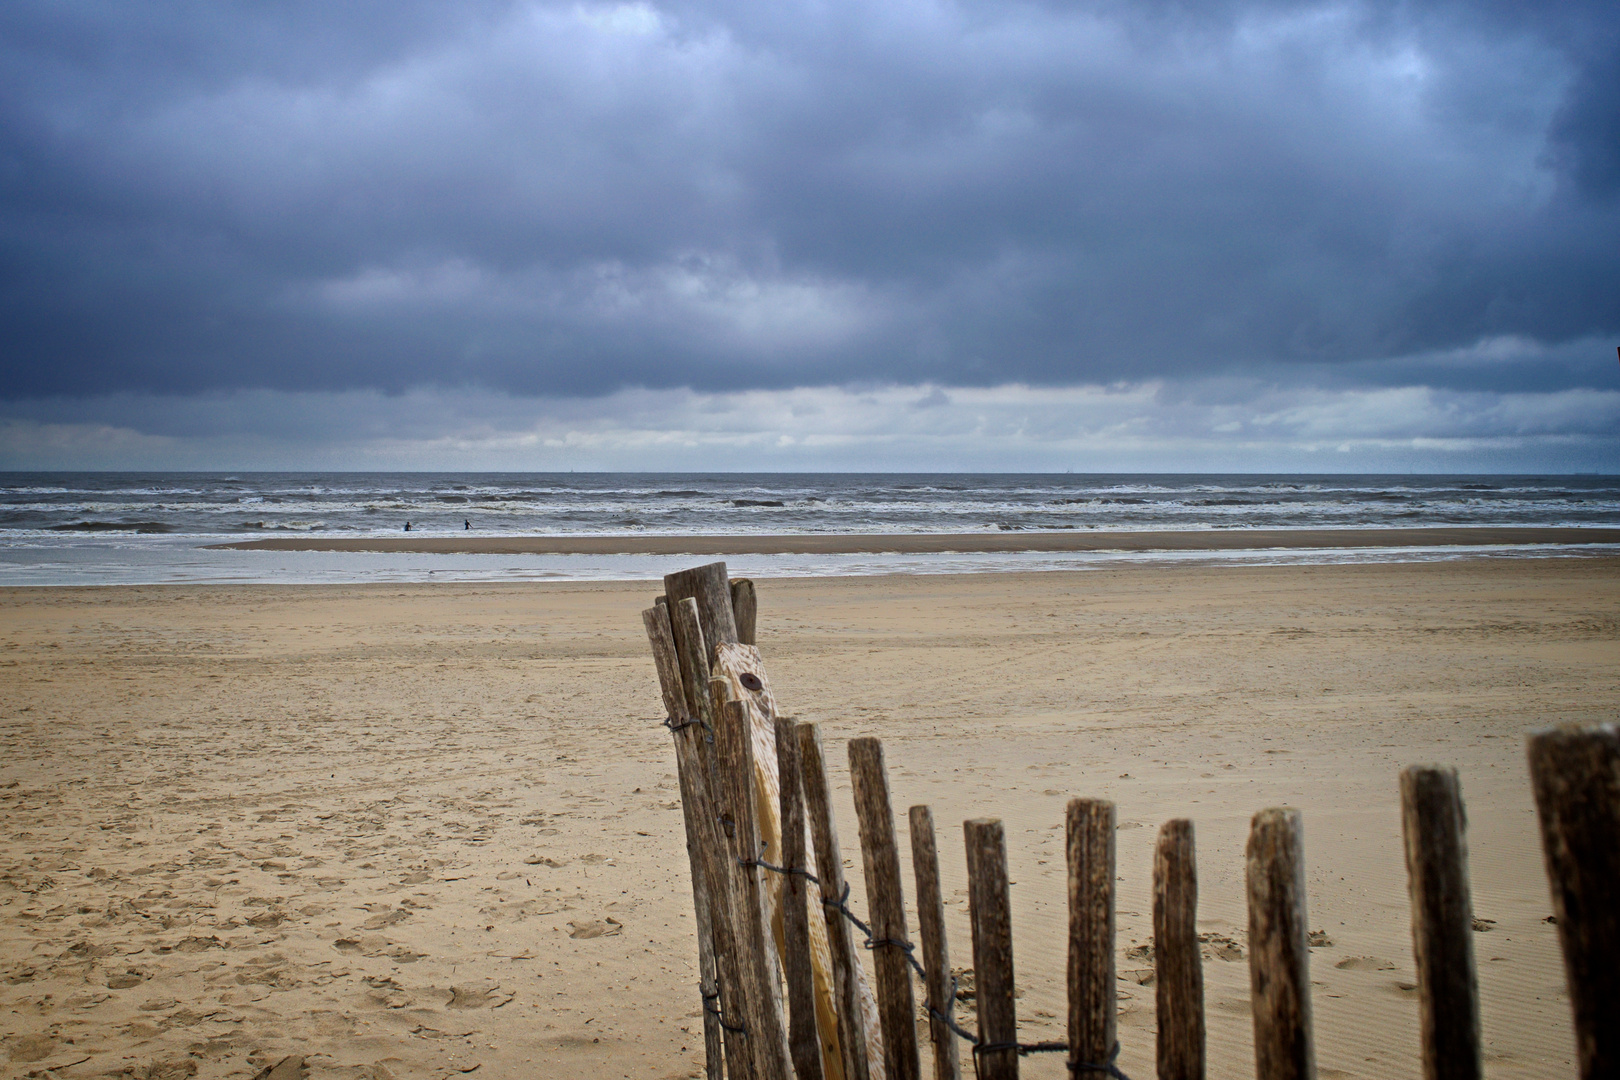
2, 558, 1617, 1078
207, 526, 1620, 555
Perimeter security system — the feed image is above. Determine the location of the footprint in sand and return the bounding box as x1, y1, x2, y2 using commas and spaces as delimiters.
363, 977, 414, 1010
250, 1055, 306, 1080
6, 1033, 60, 1063
1334, 956, 1396, 971
360, 908, 410, 930
447, 981, 512, 1008
567, 917, 622, 939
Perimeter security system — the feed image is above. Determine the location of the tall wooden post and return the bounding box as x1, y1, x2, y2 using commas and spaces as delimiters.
798, 724, 873, 1080
778, 715, 825, 1080
965, 817, 1018, 1080
1527, 724, 1620, 1080
732, 578, 758, 646
1246, 809, 1315, 1080
1399, 766, 1481, 1080
717, 698, 794, 1080
644, 605, 753, 1080
910, 805, 962, 1080
1068, 798, 1116, 1075
643, 605, 722, 1080
1154, 819, 1204, 1080
849, 737, 921, 1080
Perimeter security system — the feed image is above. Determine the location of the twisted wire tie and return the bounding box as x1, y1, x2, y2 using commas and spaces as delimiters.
658, 715, 716, 745
700, 988, 747, 1036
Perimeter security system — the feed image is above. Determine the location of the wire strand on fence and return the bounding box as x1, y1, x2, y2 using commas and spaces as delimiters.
701, 988, 747, 1036
658, 715, 715, 744
741, 846, 1133, 1080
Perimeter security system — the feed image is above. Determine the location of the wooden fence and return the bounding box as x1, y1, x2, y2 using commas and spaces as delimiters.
641, 561, 1619, 1080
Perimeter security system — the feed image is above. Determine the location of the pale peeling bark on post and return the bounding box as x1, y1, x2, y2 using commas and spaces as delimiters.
798, 723, 877, 1080
666, 561, 739, 658
1067, 798, 1117, 1075
1399, 767, 1480, 1080
849, 737, 921, 1080
718, 698, 794, 1080
642, 606, 722, 1080
732, 578, 758, 646
777, 715, 825, 1080
1246, 808, 1315, 1080
1154, 819, 1204, 1080
909, 805, 962, 1080
965, 817, 1018, 1080
713, 678, 788, 1018
1527, 724, 1620, 1080
712, 645, 848, 1080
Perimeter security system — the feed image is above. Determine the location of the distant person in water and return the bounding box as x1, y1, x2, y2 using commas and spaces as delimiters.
464, 519, 470, 530
404, 521, 410, 531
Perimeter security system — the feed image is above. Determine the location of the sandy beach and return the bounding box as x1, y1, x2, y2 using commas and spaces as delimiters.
3, 557, 1617, 1079
209, 526, 1620, 555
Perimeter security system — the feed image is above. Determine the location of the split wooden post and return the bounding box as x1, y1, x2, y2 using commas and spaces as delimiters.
1399, 767, 1481, 1080
670, 597, 716, 741
798, 723, 873, 1080
732, 578, 758, 646
1154, 819, 1205, 1080
965, 817, 1018, 1080
777, 715, 825, 1080
666, 562, 740, 657
1068, 798, 1117, 1074
1246, 808, 1315, 1080
1527, 724, 1620, 1080
849, 737, 921, 1080
909, 805, 962, 1080
643, 605, 754, 1080
716, 697, 794, 1080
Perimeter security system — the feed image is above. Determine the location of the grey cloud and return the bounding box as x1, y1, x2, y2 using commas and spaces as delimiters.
1, 0, 1617, 403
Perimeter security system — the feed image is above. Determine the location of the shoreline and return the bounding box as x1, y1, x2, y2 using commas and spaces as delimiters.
208, 525, 1620, 555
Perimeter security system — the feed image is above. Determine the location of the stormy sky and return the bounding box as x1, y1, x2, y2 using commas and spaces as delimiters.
2, 0, 1617, 471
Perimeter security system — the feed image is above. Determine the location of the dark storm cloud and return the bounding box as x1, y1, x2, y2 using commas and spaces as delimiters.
1, 0, 1617, 400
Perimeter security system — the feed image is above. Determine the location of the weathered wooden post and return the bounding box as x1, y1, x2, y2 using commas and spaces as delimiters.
670, 597, 716, 740
1246, 809, 1314, 1080
849, 737, 921, 1080
910, 805, 962, 1080
965, 817, 1018, 1080
643, 604, 751, 1080
1154, 819, 1204, 1080
1068, 797, 1116, 1074
1399, 766, 1481, 1080
777, 715, 825, 1080
642, 604, 722, 1080
716, 695, 794, 1080
666, 562, 739, 655
732, 578, 758, 646
798, 723, 873, 1080
1527, 724, 1620, 1080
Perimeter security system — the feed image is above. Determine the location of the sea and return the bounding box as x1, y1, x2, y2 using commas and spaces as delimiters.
1, 472, 1616, 586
